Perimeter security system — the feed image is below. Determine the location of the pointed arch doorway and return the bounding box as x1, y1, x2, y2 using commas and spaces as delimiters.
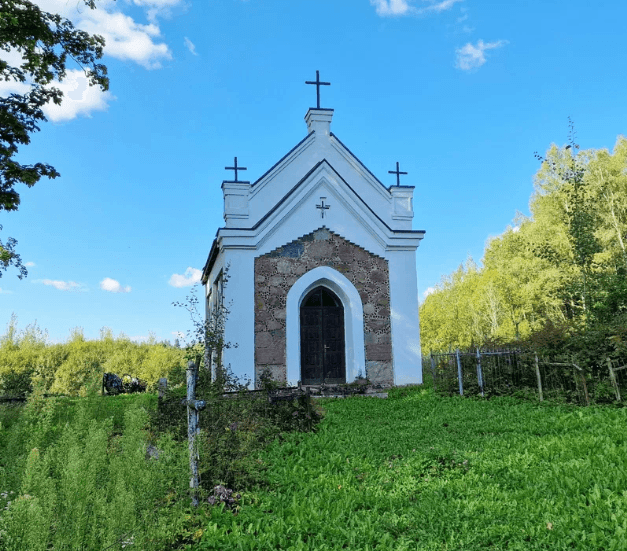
300, 286, 346, 385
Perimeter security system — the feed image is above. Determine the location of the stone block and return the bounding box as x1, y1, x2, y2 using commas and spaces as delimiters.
313, 228, 331, 241
369, 318, 387, 331
256, 310, 271, 323
363, 303, 375, 315
266, 319, 282, 331
274, 309, 286, 320
366, 360, 393, 385
269, 275, 284, 286
255, 275, 266, 284
366, 343, 392, 361
256, 332, 273, 348
256, 346, 285, 365
370, 270, 386, 283
308, 241, 333, 259
276, 259, 292, 274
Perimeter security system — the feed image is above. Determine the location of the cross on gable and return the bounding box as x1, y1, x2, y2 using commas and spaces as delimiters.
316, 197, 330, 218
305, 70, 331, 109
388, 161, 408, 186
225, 157, 247, 182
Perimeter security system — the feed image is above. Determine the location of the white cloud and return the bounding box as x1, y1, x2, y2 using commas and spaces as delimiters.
42, 69, 115, 122
371, 0, 413, 16
41, 279, 85, 291
78, 9, 172, 69
132, 0, 184, 22
455, 39, 508, 71
184, 37, 198, 56
24, 262, 36, 267
423, 286, 436, 299
100, 277, 131, 293
169, 267, 202, 288
371, 0, 463, 17
32, 0, 174, 69
512, 226, 520, 233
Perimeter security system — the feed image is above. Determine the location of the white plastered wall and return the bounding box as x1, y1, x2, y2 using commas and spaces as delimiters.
207, 247, 256, 389
388, 249, 423, 386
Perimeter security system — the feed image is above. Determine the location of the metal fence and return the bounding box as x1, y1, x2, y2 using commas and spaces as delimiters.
425, 349, 627, 405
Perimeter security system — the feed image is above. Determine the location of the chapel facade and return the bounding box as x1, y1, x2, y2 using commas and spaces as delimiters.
201, 78, 425, 389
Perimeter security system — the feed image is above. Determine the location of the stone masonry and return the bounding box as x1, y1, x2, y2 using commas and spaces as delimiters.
254, 227, 393, 388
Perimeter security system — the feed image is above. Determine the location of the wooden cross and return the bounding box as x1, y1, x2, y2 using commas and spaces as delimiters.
305, 70, 330, 109
225, 157, 247, 182
316, 197, 330, 218
388, 161, 407, 186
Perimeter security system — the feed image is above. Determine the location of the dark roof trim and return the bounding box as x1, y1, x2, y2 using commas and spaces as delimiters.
251, 132, 315, 188
330, 132, 390, 192
201, 232, 220, 285
390, 185, 415, 189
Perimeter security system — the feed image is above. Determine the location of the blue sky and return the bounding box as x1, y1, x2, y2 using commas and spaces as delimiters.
2, 0, 626, 344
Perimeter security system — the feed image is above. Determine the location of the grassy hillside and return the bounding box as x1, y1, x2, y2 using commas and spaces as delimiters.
2, 386, 625, 550
197, 387, 627, 550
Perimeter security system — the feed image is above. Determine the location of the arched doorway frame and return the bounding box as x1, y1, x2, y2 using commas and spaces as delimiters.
286, 266, 365, 387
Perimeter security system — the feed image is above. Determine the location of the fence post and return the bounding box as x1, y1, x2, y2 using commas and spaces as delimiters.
456, 348, 463, 396
158, 378, 167, 399
186, 359, 206, 507
534, 353, 544, 402
430, 351, 437, 391
572, 363, 590, 407
607, 357, 621, 402
476, 348, 484, 397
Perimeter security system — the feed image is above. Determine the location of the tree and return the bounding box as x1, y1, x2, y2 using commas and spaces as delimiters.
0, 0, 109, 278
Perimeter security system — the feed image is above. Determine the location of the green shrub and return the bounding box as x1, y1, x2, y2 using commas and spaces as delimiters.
0, 393, 190, 550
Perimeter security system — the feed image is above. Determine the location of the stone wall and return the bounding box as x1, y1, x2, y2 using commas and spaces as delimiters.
254, 227, 393, 388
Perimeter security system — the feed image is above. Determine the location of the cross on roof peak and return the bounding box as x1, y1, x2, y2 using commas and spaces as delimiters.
388, 161, 408, 186
225, 156, 247, 182
305, 70, 331, 109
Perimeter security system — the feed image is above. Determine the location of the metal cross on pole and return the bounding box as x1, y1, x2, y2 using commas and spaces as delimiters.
316, 197, 330, 218
388, 161, 408, 186
225, 157, 247, 182
305, 70, 330, 109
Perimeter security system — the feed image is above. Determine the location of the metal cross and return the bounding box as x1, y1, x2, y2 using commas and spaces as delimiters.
305, 70, 330, 109
388, 161, 408, 186
225, 157, 247, 182
316, 197, 330, 218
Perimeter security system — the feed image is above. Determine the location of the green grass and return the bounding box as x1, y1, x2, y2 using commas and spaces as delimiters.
194, 387, 627, 550
2, 386, 626, 550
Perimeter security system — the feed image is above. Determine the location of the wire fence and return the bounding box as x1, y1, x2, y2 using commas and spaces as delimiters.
424, 349, 627, 406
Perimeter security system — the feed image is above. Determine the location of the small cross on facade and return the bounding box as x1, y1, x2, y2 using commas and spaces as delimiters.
305, 70, 331, 109
316, 197, 330, 218
388, 161, 408, 186
225, 157, 247, 182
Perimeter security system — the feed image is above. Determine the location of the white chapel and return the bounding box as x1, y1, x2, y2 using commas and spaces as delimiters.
201, 73, 425, 390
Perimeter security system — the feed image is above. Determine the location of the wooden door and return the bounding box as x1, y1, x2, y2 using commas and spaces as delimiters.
300, 287, 345, 385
